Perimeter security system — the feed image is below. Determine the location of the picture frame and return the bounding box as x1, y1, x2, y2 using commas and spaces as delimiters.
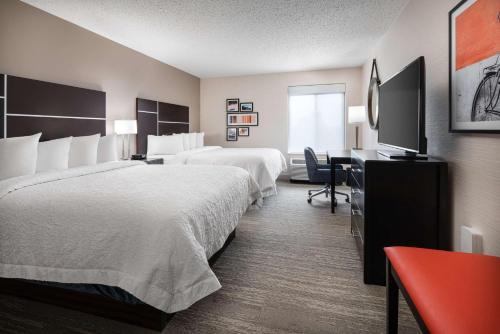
449, 0, 500, 133
239, 102, 253, 112
227, 112, 259, 126
238, 127, 249, 136
226, 98, 239, 112
226, 127, 237, 141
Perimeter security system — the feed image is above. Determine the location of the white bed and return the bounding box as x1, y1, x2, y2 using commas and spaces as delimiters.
0, 161, 261, 313
149, 146, 287, 197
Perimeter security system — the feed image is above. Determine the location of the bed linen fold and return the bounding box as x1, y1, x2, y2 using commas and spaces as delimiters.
149, 147, 287, 197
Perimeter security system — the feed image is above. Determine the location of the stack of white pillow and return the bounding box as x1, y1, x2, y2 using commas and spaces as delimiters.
0, 133, 119, 182
147, 132, 204, 156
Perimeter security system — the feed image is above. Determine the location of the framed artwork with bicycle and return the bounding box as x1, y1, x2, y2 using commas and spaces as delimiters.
449, 0, 500, 133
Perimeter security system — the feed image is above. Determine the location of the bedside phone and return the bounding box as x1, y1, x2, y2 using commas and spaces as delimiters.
131, 154, 146, 160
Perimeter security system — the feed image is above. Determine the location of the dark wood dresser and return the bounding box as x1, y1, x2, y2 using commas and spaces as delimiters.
350, 150, 449, 285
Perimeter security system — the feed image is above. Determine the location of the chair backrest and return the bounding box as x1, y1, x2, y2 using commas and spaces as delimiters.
304, 147, 319, 179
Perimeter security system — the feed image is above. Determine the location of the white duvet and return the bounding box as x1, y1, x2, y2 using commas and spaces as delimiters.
150, 146, 287, 197
0, 161, 261, 313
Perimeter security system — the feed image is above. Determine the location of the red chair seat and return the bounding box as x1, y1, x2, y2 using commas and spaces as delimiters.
385, 247, 500, 334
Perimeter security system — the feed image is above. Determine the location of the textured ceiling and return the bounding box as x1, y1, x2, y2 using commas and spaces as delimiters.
22, 0, 409, 78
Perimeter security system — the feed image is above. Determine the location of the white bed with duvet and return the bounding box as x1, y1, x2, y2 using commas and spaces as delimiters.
147, 134, 287, 197
0, 133, 261, 315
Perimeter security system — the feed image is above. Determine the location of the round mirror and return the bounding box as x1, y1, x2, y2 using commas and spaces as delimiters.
368, 77, 380, 130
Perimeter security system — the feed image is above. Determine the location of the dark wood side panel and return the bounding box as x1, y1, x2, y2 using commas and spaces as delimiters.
0, 278, 170, 331
7, 116, 105, 141
0, 74, 3, 138
0, 74, 4, 97
158, 122, 189, 136
0, 99, 4, 139
158, 102, 189, 123
137, 112, 157, 154
137, 98, 157, 113
7, 75, 105, 118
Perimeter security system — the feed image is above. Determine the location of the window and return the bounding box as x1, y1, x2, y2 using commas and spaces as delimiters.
288, 84, 345, 154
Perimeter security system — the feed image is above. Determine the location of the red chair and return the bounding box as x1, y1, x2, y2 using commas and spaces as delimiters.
385, 246, 500, 334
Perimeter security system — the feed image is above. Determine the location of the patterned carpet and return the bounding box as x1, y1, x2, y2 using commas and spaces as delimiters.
0, 181, 419, 334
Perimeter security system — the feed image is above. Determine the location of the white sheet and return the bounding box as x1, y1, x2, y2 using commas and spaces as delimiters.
0, 161, 261, 313
149, 146, 287, 197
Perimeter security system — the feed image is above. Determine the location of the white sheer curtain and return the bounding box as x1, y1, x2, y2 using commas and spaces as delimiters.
288, 84, 345, 154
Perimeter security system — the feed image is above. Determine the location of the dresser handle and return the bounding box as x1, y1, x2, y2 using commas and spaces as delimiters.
352, 209, 362, 216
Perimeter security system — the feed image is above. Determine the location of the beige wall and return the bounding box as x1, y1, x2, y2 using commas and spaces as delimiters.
0, 0, 200, 152
360, 0, 500, 255
200, 68, 363, 159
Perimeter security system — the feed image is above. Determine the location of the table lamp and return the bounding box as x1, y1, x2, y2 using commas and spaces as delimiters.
114, 120, 137, 159
348, 106, 366, 150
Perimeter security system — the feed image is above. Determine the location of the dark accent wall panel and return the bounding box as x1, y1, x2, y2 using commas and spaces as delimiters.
137, 98, 157, 113
0, 74, 4, 97
137, 112, 157, 154
0, 99, 4, 139
7, 76, 105, 118
158, 102, 189, 123
158, 123, 189, 136
7, 116, 105, 141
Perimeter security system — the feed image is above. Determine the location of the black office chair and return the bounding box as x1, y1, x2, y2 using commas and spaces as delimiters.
304, 147, 350, 205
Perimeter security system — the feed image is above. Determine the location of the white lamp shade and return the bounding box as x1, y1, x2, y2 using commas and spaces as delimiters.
348, 106, 367, 124
114, 120, 137, 135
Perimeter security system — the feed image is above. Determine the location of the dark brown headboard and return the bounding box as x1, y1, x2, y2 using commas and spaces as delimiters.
136, 98, 189, 154
1, 74, 106, 141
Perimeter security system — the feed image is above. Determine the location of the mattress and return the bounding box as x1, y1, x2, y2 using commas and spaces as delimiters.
0, 161, 261, 312
149, 146, 287, 197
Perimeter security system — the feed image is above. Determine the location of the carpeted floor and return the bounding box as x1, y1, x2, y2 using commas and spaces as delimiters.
0, 181, 419, 334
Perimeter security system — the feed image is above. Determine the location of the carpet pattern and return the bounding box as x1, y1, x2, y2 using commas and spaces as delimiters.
0, 182, 419, 333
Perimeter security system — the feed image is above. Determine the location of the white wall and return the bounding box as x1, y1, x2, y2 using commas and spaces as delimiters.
200, 67, 363, 159
360, 0, 500, 255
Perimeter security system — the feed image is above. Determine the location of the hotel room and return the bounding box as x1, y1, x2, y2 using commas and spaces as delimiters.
0, 0, 499, 333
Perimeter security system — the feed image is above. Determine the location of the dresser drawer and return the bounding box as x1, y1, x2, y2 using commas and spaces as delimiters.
351, 206, 364, 261
351, 201, 364, 243
351, 187, 364, 214
350, 159, 364, 189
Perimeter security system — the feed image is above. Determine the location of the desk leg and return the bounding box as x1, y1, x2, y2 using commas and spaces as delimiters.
331, 158, 335, 213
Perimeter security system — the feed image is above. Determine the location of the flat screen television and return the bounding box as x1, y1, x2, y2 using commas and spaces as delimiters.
377, 56, 427, 159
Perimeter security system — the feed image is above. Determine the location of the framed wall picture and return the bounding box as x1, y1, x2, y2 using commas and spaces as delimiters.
227, 112, 259, 126
239, 102, 253, 112
449, 0, 500, 133
227, 127, 237, 141
226, 98, 239, 112
238, 127, 249, 136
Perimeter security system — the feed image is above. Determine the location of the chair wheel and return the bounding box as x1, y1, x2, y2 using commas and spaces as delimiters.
307, 198, 312, 203
346, 198, 350, 203
308, 191, 312, 195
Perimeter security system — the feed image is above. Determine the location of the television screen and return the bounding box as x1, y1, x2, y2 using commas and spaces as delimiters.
378, 57, 425, 154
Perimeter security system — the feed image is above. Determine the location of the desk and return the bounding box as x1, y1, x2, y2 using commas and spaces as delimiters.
326, 149, 352, 213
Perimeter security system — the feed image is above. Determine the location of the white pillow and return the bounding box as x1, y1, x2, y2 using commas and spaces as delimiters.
181, 133, 190, 151
147, 135, 184, 155
97, 134, 118, 163
68, 134, 100, 168
0, 133, 42, 181
196, 132, 204, 148
36, 137, 72, 173
171, 133, 189, 151
188, 133, 197, 150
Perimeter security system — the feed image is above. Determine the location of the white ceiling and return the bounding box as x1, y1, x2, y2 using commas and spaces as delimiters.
22, 0, 409, 78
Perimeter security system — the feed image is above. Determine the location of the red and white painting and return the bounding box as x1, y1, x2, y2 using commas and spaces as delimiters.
450, 0, 500, 132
